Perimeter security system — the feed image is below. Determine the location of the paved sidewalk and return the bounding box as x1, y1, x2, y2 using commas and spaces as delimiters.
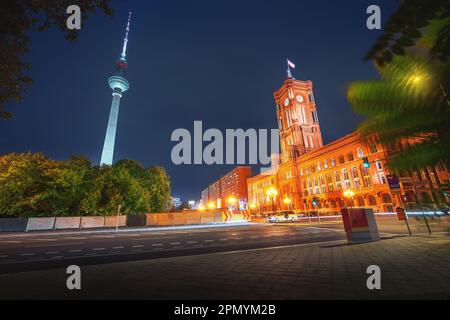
0, 234, 449, 299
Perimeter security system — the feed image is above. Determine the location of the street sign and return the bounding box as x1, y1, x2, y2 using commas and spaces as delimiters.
387, 174, 401, 190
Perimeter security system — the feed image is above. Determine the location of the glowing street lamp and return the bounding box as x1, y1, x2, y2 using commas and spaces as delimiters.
198, 205, 205, 212
283, 196, 292, 210
343, 189, 355, 208
227, 196, 237, 212
266, 188, 278, 213
207, 201, 215, 209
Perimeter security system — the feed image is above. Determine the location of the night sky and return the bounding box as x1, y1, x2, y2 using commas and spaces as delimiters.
1, 0, 398, 201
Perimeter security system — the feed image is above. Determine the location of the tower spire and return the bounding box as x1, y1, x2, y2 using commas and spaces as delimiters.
121, 11, 132, 60
100, 12, 132, 166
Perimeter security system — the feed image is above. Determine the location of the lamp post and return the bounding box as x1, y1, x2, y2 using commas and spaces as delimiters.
343, 189, 355, 208
249, 202, 257, 214
266, 188, 278, 213
283, 196, 292, 211
227, 196, 237, 212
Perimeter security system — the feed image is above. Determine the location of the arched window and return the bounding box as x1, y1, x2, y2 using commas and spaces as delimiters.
382, 193, 392, 204
368, 195, 377, 205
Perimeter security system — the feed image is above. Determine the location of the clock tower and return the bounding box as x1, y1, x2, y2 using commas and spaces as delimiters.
273, 73, 323, 164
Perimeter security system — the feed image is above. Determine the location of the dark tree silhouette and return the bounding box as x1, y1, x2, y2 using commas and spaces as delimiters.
0, 0, 113, 119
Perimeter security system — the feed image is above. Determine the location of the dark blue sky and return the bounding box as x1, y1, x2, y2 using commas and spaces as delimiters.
1, 0, 398, 201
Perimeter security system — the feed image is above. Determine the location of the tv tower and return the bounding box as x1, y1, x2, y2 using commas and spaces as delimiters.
100, 12, 132, 165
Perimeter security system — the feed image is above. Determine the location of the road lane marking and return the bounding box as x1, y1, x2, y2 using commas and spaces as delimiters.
132, 245, 144, 248
131, 236, 178, 241
91, 235, 116, 238
0, 241, 21, 244
112, 246, 124, 249
204, 240, 214, 242
92, 248, 105, 251
69, 249, 82, 253
26, 242, 83, 248
152, 243, 162, 246
20, 253, 36, 256
51, 256, 63, 259
0, 255, 9, 258
219, 238, 228, 241
45, 251, 59, 255
170, 242, 180, 245
187, 241, 197, 244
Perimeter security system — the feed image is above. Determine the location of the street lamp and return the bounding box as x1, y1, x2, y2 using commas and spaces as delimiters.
227, 196, 237, 212
207, 201, 215, 209
198, 205, 205, 212
343, 189, 355, 208
283, 196, 292, 210
266, 188, 278, 213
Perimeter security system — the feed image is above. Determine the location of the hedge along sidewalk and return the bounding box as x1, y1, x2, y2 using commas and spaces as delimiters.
0, 220, 255, 238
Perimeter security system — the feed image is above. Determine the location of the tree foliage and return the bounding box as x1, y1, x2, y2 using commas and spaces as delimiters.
348, 6, 450, 173
366, 0, 449, 66
0, 0, 113, 119
0, 153, 172, 217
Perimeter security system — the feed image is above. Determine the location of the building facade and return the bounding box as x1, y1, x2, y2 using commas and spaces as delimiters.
247, 75, 450, 214
201, 166, 252, 209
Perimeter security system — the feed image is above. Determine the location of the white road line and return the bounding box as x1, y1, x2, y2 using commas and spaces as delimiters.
233, 237, 243, 240
51, 256, 63, 259
170, 242, 180, 245
0, 241, 21, 244
131, 236, 178, 241
20, 253, 36, 256
204, 240, 214, 242
152, 243, 162, 246
0, 255, 9, 258
132, 245, 144, 248
26, 242, 83, 248
112, 246, 124, 249
249, 236, 258, 239
45, 251, 59, 255
92, 248, 105, 251
219, 238, 228, 241
187, 241, 197, 244
69, 249, 82, 253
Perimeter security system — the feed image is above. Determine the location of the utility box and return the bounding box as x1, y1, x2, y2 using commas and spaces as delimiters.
341, 208, 380, 242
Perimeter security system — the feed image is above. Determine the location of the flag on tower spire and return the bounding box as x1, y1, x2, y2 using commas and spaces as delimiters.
121, 11, 132, 60
287, 58, 295, 78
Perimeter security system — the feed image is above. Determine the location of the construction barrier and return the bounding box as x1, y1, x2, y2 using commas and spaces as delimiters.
80, 216, 105, 229
156, 213, 173, 226
200, 211, 215, 224
186, 211, 202, 225
54, 217, 81, 230
26, 217, 55, 231
221, 210, 252, 223
145, 213, 158, 226
104, 215, 127, 228
172, 212, 187, 225
0, 218, 28, 232
127, 214, 146, 227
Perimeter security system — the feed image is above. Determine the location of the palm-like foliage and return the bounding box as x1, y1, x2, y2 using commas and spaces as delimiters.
348, 16, 450, 172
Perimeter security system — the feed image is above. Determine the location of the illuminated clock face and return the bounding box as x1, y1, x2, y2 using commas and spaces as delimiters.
284, 98, 290, 106
296, 95, 304, 102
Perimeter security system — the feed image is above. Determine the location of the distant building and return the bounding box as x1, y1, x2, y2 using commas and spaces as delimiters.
201, 166, 253, 210
171, 197, 182, 209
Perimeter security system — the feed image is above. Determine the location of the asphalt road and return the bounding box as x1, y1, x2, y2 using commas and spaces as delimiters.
0, 223, 346, 274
